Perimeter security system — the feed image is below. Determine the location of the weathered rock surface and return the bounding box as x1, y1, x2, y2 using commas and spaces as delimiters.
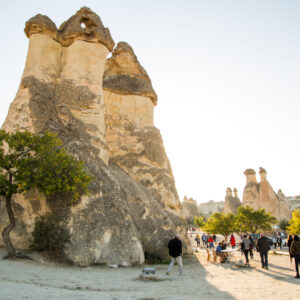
242, 169, 260, 210
223, 188, 242, 215
198, 200, 224, 218
286, 195, 300, 211
242, 167, 290, 220
180, 196, 199, 223
0, 8, 184, 266
103, 42, 180, 211
103, 42, 157, 105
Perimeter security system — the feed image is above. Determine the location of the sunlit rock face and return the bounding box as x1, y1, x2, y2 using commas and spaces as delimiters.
198, 200, 224, 218
286, 195, 300, 211
103, 42, 180, 211
242, 167, 290, 221
223, 188, 242, 215
242, 169, 260, 210
0, 8, 184, 266
180, 196, 199, 223
277, 189, 292, 219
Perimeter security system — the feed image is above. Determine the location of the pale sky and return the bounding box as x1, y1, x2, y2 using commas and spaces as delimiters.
1, 1, 300, 204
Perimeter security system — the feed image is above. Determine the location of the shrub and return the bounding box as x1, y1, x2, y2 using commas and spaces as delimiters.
31, 213, 70, 253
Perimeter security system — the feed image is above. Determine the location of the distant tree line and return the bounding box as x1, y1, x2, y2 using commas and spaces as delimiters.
194, 206, 300, 237
194, 206, 278, 240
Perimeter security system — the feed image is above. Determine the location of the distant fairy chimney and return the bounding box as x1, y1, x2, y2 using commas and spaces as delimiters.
226, 187, 233, 197
259, 167, 267, 181
244, 169, 257, 184
233, 188, 238, 198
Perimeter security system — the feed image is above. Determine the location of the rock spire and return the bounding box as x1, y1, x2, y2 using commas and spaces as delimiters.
224, 187, 242, 215
242, 167, 290, 220
0, 8, 184, 266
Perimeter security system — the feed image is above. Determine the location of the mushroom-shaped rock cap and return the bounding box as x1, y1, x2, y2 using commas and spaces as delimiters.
25, 14, 57, 39
244, 168, 256, 175
103, 42, 158, 105
58, 7, 114, 50
25, 7, 114, 51
259, 167, 267, 174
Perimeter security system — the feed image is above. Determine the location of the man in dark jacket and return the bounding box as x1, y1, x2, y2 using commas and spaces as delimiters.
290, 235, 300, 278
166, 233, 183, 275
256, 233, 272, 269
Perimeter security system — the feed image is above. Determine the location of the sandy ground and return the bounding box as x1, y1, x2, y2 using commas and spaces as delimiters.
0, 246, 299, 300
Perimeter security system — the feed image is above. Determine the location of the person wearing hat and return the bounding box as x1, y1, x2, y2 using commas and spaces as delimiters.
166, 233, 183, 275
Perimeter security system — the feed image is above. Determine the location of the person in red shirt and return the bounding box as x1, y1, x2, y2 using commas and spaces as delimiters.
208, 236, 214, 249
230, 234, 236, 249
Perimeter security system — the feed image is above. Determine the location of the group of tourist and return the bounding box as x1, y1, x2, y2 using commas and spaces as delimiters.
194, 233, 216, 248
166, 231, 300, 279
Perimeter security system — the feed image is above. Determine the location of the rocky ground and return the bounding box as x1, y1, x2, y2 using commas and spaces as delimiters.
0, 247, 299, 300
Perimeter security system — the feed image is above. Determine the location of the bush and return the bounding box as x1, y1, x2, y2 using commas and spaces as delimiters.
31, 213, 70, 253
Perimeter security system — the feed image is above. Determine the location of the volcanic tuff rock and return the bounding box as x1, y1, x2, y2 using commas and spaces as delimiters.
286, 195, 300, 211
242, 167, 290, 220
180, 196, 200, 223
0, 8, 184, 266
198, 200, 224, 218
103, 42, 180, 211
223, 188, 242, 215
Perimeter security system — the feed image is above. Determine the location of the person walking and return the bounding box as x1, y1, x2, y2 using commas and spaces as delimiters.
230, 234, 236, 249
287, 235, 294, 263
277, 236, 282, 250
290, 235, 300, 278
166, 233, 183, 275
202, 233, 207, 247
195, 234, 201, 247
241, 235, 251, 266
256, 233, 272, 270
248, 235, 255, 260
213, 234, 217, 243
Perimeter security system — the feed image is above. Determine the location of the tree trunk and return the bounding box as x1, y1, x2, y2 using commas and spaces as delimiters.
2, 195, 17, 257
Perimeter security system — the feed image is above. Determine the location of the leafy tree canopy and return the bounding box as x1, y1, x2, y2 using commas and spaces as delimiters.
194, 216, 206, 228
0, 130, 92, 258
287, 209, 300, 235
279, 219, 289, 232
235, 206, 277, 233
203, 212, 235, 239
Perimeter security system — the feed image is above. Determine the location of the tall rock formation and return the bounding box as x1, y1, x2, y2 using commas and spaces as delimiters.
0, 8, 184, 266
224, 187, 242, 215
103, 42, 180, 211
276, 189, 292, 219
242, 169, 260, 210
242, 167, 290, 220
180, 196, 199, 223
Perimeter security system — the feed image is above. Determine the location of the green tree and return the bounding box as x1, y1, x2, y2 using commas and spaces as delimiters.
235, 206, 277, 233
203, 212, 235, 241
194, 216, 206, 228
0, 130, 92, 258
287, 209, 300, 235
279, 219, 289, 232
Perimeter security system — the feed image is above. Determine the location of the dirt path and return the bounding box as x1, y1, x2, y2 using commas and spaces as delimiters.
0, 247, 299, 299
